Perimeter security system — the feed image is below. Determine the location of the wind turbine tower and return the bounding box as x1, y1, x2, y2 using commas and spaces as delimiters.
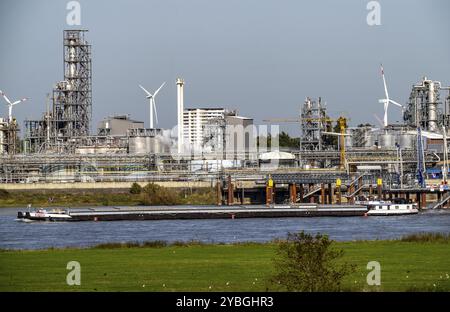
0, 90, 29, 122
139, 82, 165, 129
379, 64, 404, 127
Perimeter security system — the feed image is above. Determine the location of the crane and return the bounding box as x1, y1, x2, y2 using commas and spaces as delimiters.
321, 117, 349, 170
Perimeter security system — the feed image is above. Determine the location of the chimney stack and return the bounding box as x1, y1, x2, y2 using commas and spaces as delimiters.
176, 78, 184, 154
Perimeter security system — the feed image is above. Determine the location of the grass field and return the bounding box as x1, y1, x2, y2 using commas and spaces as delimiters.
1, 240, 449, 292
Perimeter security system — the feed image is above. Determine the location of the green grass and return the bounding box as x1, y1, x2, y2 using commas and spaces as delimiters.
1, 240, 449, 292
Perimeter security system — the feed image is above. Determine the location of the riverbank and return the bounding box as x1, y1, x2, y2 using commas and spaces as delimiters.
0, 186, 216, 208
1, 238, 449, 291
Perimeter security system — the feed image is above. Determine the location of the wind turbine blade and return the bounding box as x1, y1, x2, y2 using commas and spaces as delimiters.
389, 99, 403, 108
373, 113, 384, 128
12, 98, 29, 105
0, 90, 12, 105
381, 64, 389, 101
139, 85, 152, 97
153, 82, 166, 97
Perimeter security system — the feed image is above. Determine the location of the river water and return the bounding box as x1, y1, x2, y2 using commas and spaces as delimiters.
1, 207, 449, 250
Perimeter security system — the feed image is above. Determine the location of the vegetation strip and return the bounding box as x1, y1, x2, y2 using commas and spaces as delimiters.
1, 233, 449, 292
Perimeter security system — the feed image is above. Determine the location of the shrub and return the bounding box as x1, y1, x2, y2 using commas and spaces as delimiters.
142, 240, 167, 248
0, 189, 9, 199
180, 188, 217, 205
130, 182, 142, 194
270, 231, 355, 292
95, 241, 141, 249
140, 183, 180, 205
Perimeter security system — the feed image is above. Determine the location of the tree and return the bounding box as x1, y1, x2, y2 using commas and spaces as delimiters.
129, 182, 142, 194
278, 131, 300, 149
140, 183, 179, 205
271, 231, 355, 292
257, 132, 300, 149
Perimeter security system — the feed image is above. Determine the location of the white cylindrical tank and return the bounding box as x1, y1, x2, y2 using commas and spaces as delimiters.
364, 131, 376, 148
378, 133, 396, 149
129, 135, 171, 154
129, 137, 148, 154
398, 133, 416, 149
344, 129, 353, 149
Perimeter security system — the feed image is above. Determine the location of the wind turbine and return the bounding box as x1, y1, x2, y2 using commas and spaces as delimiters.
139, 82, 165, 129
0, 90, 29, 122
378, 64, 404, 127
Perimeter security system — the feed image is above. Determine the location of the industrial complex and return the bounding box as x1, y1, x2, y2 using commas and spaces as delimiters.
1, 29, 450, 207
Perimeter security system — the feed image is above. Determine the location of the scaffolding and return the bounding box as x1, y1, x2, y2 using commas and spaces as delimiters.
0, 118, 20, 155
203, 117, 226, 154
25, 30, 92, 153
300, 97, 332, 151
404, 77, 450, 132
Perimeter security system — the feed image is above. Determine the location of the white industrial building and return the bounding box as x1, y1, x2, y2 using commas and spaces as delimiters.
182, 108, 255, 156
183, 108, 227, 148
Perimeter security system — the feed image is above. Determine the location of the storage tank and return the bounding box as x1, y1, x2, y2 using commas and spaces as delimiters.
363, 131, 376, 148
129, 136, 148, 154
378, 133, 396, 149
398, 133, 416, 149
128, 135, 170, 154
344, 129, 354, 149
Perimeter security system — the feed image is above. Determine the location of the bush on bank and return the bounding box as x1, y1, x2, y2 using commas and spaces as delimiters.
270, 231, 356, 292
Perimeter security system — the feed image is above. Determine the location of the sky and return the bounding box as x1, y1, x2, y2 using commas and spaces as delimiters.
0, 0, 449, 136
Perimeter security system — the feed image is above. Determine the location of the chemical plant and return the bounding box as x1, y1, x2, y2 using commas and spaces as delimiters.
1, 30, 450, 207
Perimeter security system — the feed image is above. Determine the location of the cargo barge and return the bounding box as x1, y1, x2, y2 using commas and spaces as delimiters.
16, 204, 368, 222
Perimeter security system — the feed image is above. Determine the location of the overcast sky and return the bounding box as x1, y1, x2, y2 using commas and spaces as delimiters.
0, 0, 449, 136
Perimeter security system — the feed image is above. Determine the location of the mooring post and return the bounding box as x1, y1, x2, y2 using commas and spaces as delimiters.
369, 184, 373, 196
377, 178, 382, 200
348, 184, 354, 204
266, 175, 274, 206
321, 183, 326, 204
227, 175, 234, 206
299, 184, 304, 203
336, 178, 342, 205
416, 192, 421, 208
421, 192, 427, 209
216, 180, 222, 206
328, 183, 333, 204
289, 183, 297, 204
